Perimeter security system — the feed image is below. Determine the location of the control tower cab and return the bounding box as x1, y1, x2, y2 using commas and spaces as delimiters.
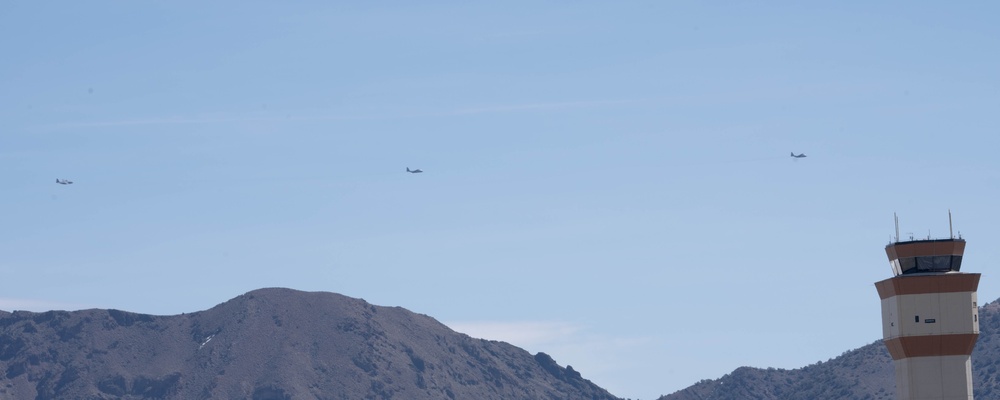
886, 238, 967, 276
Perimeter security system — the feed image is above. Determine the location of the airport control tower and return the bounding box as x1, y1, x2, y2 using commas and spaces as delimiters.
875, 218, 980, 400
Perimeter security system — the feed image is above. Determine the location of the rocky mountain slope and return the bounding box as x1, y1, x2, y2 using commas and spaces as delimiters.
660, 299, 1000, 400
0, 288, 620, 400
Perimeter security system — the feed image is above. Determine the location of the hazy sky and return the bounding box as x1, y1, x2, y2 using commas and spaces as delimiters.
3, 2, 999, 398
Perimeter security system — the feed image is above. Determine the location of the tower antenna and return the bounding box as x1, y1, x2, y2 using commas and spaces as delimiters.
894, 212, 900, 242
949, 209, 954, 239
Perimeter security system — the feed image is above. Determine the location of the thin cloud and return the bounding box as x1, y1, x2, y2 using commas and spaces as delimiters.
50, 117, 236, 128
449, 99, 633, 116
44, 115, 365, 129
447, 319, 655, 398
41, 99, 635, 130
0, 298, 94, 312
447, 320, 583, 348
485, 30, 547, 39
445, 319, 653, 355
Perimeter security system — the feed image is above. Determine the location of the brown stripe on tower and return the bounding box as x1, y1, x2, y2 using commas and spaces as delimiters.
883, 333, 979, 360
886, 240, 966, 260
875, 273, 981, 299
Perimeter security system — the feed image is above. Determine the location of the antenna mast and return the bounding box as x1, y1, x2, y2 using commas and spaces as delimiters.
894, 212, 900, 242
949, 209, 954, 239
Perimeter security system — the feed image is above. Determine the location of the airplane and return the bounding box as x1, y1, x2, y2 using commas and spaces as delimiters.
56, 179, 73, 185
790, 152, 807, 158
406, 167, 423, 173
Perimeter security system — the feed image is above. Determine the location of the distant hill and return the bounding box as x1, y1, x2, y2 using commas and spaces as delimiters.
0, 288, 621, 400
660, 299, 1000, 400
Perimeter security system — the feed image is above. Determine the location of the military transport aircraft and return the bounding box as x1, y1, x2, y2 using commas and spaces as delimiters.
56, 179, 73, 185
406, 168, 423, 173
790, 152, 807, 158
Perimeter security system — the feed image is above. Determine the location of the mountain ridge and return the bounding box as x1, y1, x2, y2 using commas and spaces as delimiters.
660, 299, 1000, 400
0, 287, 621, 400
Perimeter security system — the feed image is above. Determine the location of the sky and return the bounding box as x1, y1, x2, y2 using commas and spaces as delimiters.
2, 1, 999, 398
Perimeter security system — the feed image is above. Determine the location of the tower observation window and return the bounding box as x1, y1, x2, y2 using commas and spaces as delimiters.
897, 255, 963, 274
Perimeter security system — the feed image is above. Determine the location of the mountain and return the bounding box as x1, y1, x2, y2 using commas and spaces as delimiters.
0, 288, 621, 400
660, 299, 1000, 400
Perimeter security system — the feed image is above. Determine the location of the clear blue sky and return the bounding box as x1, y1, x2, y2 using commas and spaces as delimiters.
2, 2, 999, 398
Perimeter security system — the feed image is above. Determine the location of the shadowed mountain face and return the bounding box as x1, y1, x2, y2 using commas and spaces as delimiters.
0, 288, 621, 400
660, 299, 1000, 400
